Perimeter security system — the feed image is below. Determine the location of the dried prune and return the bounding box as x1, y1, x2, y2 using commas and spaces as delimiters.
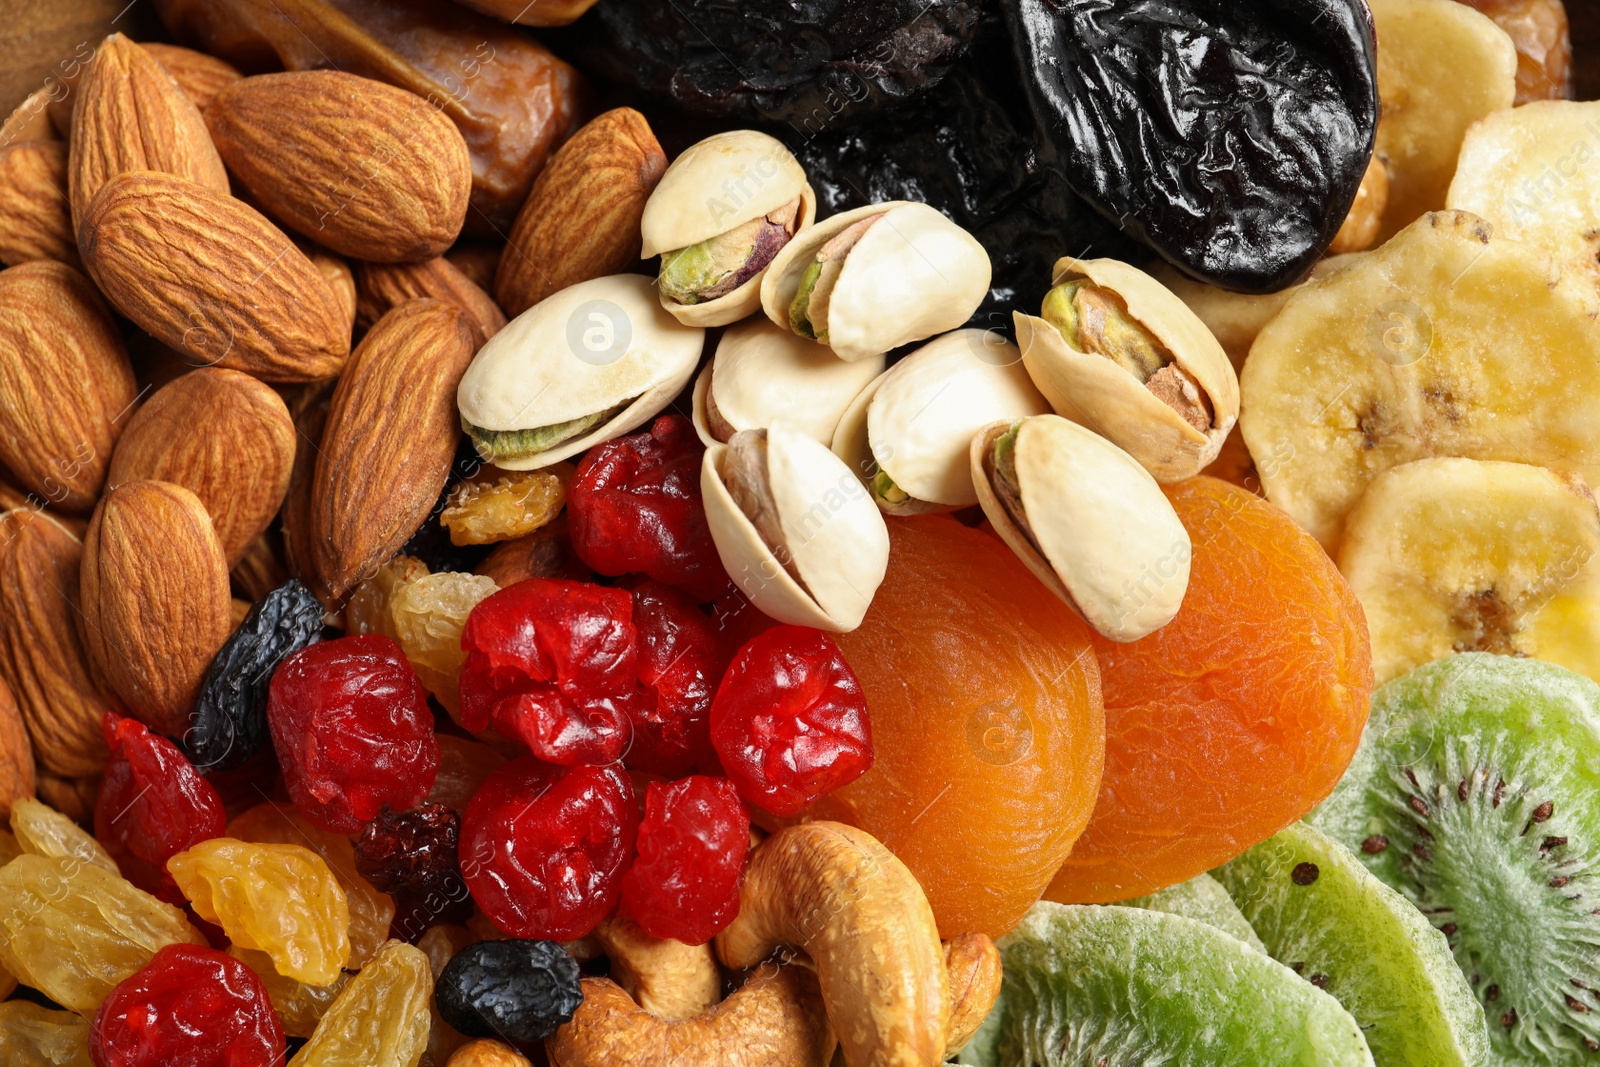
560, 0, 980, 126
434, 939, 582, 1049
617, 776, 748, 945
356, 803, 462, 898
187, 579, 324, 772
623, 580, 728, 777
292, 940, 433, 1067
1004, 0, 1379, 292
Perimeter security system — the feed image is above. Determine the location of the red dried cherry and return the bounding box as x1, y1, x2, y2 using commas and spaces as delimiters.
89, 943, 285, 1067
459, 580, 641, 766
624, 580, 730, 777
618, 776, 748, 944
568, 415, 731, 602
95, 713, 226, 903
710, 626, 874, 817
460, 755, 637, 942
266, 634, 439, 834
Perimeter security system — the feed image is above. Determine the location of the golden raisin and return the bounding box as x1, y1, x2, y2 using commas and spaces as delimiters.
10, 797, 118, 875
343, 554, 430, 638
390, 572, 500, 715
0, 1001, 92, 1065
0, 826, 20, 866
441, 469, 566, 546
229, 946, 350, 1039
294, 940, 434, 1067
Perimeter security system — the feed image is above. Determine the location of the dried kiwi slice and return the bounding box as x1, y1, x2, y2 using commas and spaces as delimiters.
1124, 872, 1265, 953
970, 902, 1373, 1065
1216, 820, 1490, 1066
1308, 653, 1600, 1064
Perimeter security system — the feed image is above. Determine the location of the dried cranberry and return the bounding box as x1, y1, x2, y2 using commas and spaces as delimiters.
618, 776, 748, 944
95, 713, 226, 902
355, 803, 462, 897
461, 756, 637, 942
710, 626, 874, 817
624, 580, 730, 777
458, 580, 641, 766
568, 416, 731, 602
89, 943, 284, 1067
266, 634, 439, 834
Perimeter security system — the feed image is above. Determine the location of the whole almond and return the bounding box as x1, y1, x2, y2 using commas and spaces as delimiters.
356, 258, 507, 345
0, 671, 36, 819
1, 86, 61, 148
0, 509, 117, 776
78, 170, 351, 383
496, 108, 665, 316
34, 771, 99, 824
142, 43, 243, 112
0, 260, 138, 513
0, 141, 77, 268
79, 480, 232, 737
446, 244, 504, 293
208, 71, 473, 263
310, 300, 476, 599
68, 34, 230, 229
107, 368, 296, 567
301, 243, 358, 337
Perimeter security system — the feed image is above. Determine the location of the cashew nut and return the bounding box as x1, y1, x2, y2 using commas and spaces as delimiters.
714, 821, 950, 1067
545, 963, 834, 1067
943, 933, 1002, 1057
593, 914, 721, 1022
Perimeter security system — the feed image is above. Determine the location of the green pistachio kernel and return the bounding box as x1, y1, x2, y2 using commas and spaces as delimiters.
1041, 278, 1170, 383
870, 469, 909, 507
659, 219, 763, 305
789, 259, 824, 340
462, 400, 631, 463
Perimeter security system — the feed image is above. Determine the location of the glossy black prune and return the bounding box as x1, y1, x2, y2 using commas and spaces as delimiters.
558, 0, 981, 127
435, 939, 584, 1048
354, 802, 462, 897
1004, 0, 1379, 293
185, 580, 324, 771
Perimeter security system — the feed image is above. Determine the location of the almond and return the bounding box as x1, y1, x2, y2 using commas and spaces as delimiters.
0, 260, 138, 514
142, 43, 243, 112
495, 108, 666, 316
207, 70, 473, 263
79, 480, 232, 737
78, 170, 352, 383
281, 397, 327, 595
34, 771, 99, 824
446, 243, 505, 292
1, 85, 61, 147
300, 242, 358, 337
356, 258, 507, 345
0, 508, 117, 777
0, 671, 36, 819
0, 141, 78, 268
68, 34, 230, 230
107, 368, 296, 567
310, 300, 476, 599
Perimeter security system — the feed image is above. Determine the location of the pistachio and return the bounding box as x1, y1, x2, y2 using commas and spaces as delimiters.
971, 415, 1191, 642
831, 329, 1050, 514
762, 202, 991, 362
641, 130, 817, 328
690, 318, 883, 448
701, 424, 889, 632
1016, 256, 1239, 483
456, 274, 704, 470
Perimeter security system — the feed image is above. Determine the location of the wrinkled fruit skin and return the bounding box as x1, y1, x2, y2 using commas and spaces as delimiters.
712, 626, 873, 818
618, 776, 748, 945
89, 944, 285, 1067
267, 635, 439, 833
461, 756, 637, 941
355, 802, 462, 898
435, 939, 583, 1051
624, 580, 729, 777
187, 580, 324, 772
95, 713, 226, 903
568, 416, 730, 602
1003, 0, 1379, 292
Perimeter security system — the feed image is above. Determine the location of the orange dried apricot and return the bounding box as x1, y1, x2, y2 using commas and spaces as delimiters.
809, 516, 1104, 939
1046, 477, 1372, 904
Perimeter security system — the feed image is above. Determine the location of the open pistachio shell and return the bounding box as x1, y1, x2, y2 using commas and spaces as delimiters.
691, 318, 884, 448
641, 130, 817, 328
971, 415, 1190, 642
456, 273, 703, 470
701, 424, 889, 632
1015, 256, 1240, 483
832, 329, 1050, 514
760, 201, 991, 362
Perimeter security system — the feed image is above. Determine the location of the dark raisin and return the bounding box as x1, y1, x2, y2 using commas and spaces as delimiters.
435, 939, 584, 1049
184, 580, 324, 772
354, 803, 462, 897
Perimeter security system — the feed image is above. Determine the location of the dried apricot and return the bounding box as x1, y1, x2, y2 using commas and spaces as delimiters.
1046, 477, 1373, 903
813, 516, 1105, 939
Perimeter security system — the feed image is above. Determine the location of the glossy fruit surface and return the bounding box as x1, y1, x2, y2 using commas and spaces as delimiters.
623, 580, 728, 777
291, 940, 432, 1067
618, 775, 748, 944
434, 939, 582, 1049
355, 803, 461, 899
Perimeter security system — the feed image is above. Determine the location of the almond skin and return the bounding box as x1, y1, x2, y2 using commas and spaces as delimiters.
207, 70, 473, 263
0, 141, 78, 268
0, 260, 138, 514
496, 108, 666, 316
0, 671, 36, 820
68, 33, 230, 230
1, 85, 61, 147
0, 508, 117, 777
78, 170, 352, 383
310, 300, 476, 599
142, 43, 243, 112
34, 771, 99, 824
356, 258, 507, 345
79, 480, 233, 737
107, 368, 296, 567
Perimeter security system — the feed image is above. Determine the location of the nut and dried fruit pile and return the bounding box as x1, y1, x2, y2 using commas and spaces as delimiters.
0, 0, 1594, 1063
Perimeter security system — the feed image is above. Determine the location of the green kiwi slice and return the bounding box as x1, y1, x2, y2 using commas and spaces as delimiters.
1124, 872, 1265, 952
1216, 820, 1489, 1065
969, 902, 1373, 1065
1307, 653, 1600, 1064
